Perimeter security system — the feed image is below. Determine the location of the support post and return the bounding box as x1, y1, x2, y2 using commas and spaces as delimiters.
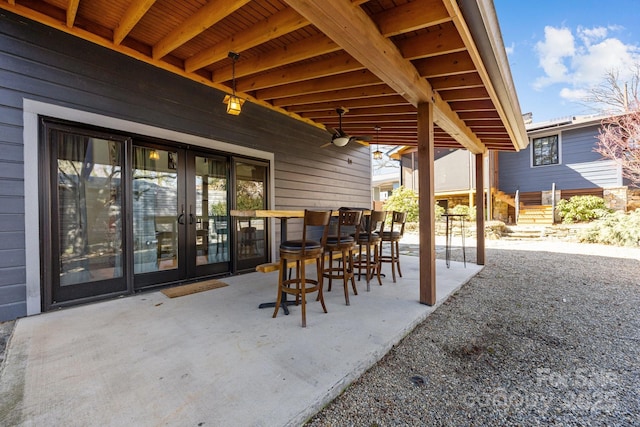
475, 153, 485, 265
417, 102, 436, 305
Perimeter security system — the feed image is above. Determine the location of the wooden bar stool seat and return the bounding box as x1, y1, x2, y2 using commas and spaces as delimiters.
323, 210, 363, 305
378, 211, 407, 283
273, 209, 331, 327
352, 210, 387, 291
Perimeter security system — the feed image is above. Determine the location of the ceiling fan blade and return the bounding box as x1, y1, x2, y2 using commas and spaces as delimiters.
319, 141, 333, 148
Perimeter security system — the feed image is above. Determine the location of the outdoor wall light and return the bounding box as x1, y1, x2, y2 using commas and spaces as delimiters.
149, 149, 160, 160
223, 51, 244, 116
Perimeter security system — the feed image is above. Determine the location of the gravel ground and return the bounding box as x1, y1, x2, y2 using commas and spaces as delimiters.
307, 239, 640, 426
1, 239, 639, 426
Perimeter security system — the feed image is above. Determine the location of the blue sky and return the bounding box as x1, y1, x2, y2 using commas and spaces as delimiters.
493, 0, 640, 123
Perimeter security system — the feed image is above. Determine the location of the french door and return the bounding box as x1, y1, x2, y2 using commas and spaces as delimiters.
42, 121, 236, 309
132, 144, 230, 290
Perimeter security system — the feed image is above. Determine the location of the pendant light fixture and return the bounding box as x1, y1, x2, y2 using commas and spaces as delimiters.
372, 126, 383, 160
223, 51, 244, 115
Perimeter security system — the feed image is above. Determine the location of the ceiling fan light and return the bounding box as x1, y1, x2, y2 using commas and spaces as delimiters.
332, 136, 350, 147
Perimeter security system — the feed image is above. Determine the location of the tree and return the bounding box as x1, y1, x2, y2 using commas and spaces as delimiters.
589, 64, 640, 187
595, 111, 640, 186
583, 64, 640, 113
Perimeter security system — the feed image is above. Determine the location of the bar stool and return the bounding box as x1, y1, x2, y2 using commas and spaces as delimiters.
273, 209, 332, 327
353, 210, 387, 291
378, 211, 407, 283
323, 210, 363, 305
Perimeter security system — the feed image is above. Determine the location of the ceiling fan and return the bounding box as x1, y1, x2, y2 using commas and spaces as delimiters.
321, 108, 371, 148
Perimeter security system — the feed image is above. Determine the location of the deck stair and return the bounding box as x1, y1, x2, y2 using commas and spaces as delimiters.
517, 205, 554, 225
493, 190, 518, 208
501, 225, 547, 240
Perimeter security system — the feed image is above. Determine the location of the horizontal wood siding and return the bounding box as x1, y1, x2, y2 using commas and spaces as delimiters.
498, 125, 619, 194
0, 11, 370, 321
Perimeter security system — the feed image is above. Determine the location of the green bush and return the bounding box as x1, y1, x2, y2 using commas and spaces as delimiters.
579, 209, 640, 247
383, 186, 447, 223
555, 195, 611, 224
449, 204, 476, 221
384, 186, 419, 222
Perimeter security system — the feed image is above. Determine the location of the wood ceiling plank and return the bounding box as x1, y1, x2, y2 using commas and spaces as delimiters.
395, 23, 465, 60
152, 0, 251, 60
302, 105, 416, 119
235, 51, 363, 92
449, 99, 496, 111
414, 51, 476, 78
272, 83, 395, 107
214, 33, 340, 82
113, 0, 157, 45
287, 94, 409, 113
438, 87, 489, 101
457, 111, 500, 120
257, 69, 381, 100
429, 72, 483, 90
373, 0, 450, 36
185, 7, 308, 72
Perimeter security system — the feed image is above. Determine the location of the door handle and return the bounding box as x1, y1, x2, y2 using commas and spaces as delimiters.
177, 204, 185, 225
189, 205, 195, 224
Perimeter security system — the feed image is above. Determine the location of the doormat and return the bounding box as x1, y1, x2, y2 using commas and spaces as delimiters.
161, 279, 228, 298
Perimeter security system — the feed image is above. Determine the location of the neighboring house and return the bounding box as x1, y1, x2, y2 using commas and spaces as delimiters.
389, 146, 496, 213
497, 115, 638, 223
389, 115, 638, 224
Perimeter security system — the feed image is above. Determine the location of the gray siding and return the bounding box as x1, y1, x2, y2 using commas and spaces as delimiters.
498, 126, 619, 193
0, 11, 371, 321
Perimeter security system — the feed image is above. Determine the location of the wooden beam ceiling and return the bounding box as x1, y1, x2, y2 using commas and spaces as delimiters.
0, 0, 527, 152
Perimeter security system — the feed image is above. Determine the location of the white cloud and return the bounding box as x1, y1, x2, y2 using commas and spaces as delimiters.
577, 25, 608, 46
559, 87, 589, 102
505, 42, 515, 56
533, 24, 640, 100
533, 26, 575, 88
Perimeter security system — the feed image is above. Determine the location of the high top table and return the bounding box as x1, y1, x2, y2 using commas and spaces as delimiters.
441, 213, 467, 268
230, 209, 370, 314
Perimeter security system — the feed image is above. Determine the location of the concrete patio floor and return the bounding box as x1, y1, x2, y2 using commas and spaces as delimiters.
0, 251, 480, 426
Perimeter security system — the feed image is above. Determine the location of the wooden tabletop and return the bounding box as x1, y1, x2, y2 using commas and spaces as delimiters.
230, 209, 371, 218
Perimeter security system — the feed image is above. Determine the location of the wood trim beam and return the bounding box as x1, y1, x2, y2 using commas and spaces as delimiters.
185, 8, 308, 72
66, 0, 79, 28
152, 0, 250, 60
417, 102, 436, 305
113, 0, 157, 45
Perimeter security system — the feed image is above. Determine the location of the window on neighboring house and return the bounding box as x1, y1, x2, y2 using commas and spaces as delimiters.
532, 134, 559, 166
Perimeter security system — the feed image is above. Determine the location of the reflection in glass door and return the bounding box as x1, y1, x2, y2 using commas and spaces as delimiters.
45, 123, 128, 306
191, 154, 229, 276
234, 160, 269, 272
132, 145, 185, 289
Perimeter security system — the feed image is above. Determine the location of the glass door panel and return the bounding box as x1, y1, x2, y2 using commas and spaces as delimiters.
48, 125, 128, 304
132, 145, 185, 288
190, 154, 230, 276
234, 160, 268, 272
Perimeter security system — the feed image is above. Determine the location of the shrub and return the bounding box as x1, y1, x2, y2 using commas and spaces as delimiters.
555, 195, 611, 224
383, 186, 449, 224
384, 186, 419, 222
579, 209, 640, 247
449, 204, 476, 221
